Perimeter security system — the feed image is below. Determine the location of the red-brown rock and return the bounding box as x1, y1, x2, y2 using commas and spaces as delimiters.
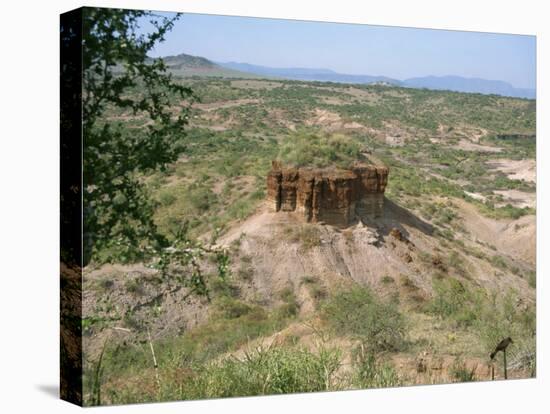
267, 161, 389, 226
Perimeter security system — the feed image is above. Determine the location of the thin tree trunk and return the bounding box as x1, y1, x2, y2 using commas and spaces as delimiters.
147, 328, 162, 399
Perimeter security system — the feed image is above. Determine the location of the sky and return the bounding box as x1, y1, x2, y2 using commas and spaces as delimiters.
143, 12, 536, 89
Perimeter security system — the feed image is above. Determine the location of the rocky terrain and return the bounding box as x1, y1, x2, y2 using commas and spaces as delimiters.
267, 160, 388, 225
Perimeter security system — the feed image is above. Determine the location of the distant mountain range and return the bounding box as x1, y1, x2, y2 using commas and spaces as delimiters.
402, 75, 535, 99
216, 62, 398, 85
157, 53, 535, 99
219, 61, 535, 99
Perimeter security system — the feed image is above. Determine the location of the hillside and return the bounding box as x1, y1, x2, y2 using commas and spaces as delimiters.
156, 53, 262, 78
83, 74, 536, 405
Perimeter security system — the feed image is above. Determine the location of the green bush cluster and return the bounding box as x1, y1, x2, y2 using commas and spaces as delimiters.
321, 286, 406, 352
352, 347, 401, 388
278, 130, 363, 169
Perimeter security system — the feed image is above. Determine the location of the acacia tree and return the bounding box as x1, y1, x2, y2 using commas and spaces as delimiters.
82, 8, 227, 293
83, 9, 188, 262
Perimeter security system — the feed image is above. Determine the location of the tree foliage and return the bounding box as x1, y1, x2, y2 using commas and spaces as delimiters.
81, 8, 227, 295
82, 9, 194, 263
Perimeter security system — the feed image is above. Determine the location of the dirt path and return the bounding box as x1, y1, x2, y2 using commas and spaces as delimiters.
453, 139, 502, 153
487, 159, 536, 183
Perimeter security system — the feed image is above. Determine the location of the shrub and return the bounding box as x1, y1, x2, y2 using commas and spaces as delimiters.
449, 358, 476, 382
352, 347, 401, 388
124, 278, 144, 296
472, 290, 536, 372
278, 130, 362, 169
277, 286, 300, 317
321, 286, 406, 352
286, 225, 322, 250
214, 297, 254, 319
426, 278, 482, 327
301, 276, 327, 302
427, 280, 536, 376
490, 255, 508, 270
157, 189, 177, 206
381, 275, 394, 284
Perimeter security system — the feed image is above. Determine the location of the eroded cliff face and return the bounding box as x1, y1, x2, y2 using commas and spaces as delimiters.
267, 161, 389, 226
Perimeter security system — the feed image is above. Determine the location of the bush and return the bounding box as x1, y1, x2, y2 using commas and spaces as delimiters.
321, 286, 406, 352
352, 346, 401, 388
278, 130, 362, 169
214, 297, 254, 319
426, 278, 482, 327
301, 276, 327, 303
286, 225, 322, 250
449, 358, 476, 382
276, 286, 301, 318
381, 275, 394, 284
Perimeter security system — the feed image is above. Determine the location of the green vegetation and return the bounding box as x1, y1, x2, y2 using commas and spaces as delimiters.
80, 9, 194, 265
279, 130, 363, 168
175, 345, 342, 400
427, 278, 483, 327
301, 276, 328, 302
426, 278, 535, 375
321, 286, 406, 352
352, 347, 402, 389
284, 224, 323, 250
449, 358, 476, 382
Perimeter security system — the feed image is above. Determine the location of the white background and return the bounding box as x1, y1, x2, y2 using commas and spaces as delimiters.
0, 0, 548, 412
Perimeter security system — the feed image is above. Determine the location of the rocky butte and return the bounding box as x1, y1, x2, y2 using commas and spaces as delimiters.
267, 160, 389, 227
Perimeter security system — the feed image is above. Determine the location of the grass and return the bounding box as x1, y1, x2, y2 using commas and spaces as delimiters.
175, 345, 342, 400
83, 288, 300, 404
95, 76, 536, 262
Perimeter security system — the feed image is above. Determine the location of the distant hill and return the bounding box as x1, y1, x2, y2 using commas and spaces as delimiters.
402, 76, 535, 99
219, 61, 399, 85
154, 53, 261, 79
218, 61, 535, 99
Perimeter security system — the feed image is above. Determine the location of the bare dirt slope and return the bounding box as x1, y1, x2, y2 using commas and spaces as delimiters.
218, 199, 533, 312
453, 198, 536, 265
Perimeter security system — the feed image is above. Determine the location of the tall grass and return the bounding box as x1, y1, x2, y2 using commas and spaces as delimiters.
177, 345, 342, 400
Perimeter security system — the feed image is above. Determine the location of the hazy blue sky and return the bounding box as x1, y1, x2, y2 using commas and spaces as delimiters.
144, 12, 536, 89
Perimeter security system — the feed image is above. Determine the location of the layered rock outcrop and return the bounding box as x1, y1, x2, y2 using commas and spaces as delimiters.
267, 161, 389, 226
